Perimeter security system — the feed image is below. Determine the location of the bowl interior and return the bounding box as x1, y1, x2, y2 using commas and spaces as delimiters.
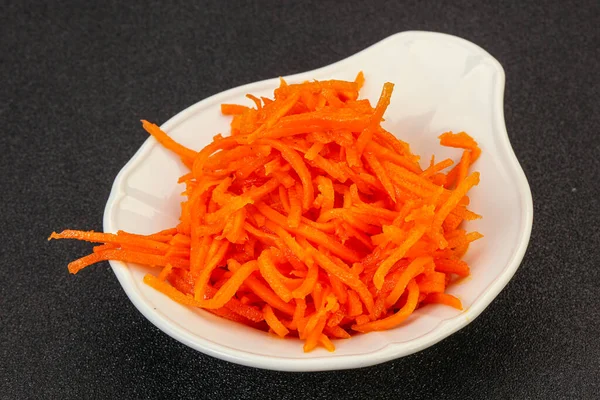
104, 31, 532, 370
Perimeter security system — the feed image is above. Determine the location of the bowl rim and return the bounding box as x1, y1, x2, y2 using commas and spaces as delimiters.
103, 30, 533, 371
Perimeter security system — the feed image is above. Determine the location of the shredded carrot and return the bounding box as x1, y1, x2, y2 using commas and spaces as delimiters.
287, 184, 302, 228
353, 280, 420, 332
51, 74, 482, 353
356, 82, 394, 158
384, 256, 431, 308
434, 258, 470, 277
318, 334, 336, 352
158, 263, 174, 281
258, 249, 293, 302
346, 290, 363, 317
141, 120, 197, 165
354, 71, 365, 90
439, 131, 481, 163
197, 260, 258, 309
263, 304, 290, 337
422, 292, 463, 310
221, 104, 250, 115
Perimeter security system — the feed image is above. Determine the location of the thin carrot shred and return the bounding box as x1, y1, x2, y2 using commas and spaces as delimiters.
421, 292, 463, 310
263, 304, 290, 337
51, 74, 482, 353
221, 104, 250, 115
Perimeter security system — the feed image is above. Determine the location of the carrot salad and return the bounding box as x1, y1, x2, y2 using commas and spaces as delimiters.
50, 73, 482, 352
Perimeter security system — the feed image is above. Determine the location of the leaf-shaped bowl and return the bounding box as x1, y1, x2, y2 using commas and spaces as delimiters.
103, 31, 533, 371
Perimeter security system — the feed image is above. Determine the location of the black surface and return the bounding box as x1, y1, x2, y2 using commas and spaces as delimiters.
2, 0, 599, 398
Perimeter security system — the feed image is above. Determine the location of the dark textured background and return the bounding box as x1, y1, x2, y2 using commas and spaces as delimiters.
2, 0, 599, 398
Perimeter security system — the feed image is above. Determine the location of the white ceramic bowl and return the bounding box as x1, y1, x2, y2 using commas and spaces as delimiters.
103, 31, 533, 371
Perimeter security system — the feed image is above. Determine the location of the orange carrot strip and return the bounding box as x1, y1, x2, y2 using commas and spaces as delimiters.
191, 136, 238, 178
384, 162, 441, 197
257, 250, 293, 302
158, 263, 174, 281
207, 305, 255, 325
434, 258, 470, 277
244, 276, 295, 315
66, 249, 188, 274
374, 127, 413, 157
308, 155, 349, 183
356, 82, 394, 157
420, 158, 454, 178
300, 217, 336, 234
318, 334, 336, 352
275, 80, 358, 100
287, 184, 302, 228
221, 104, 250, 115
432, 172, 480, 243
305, 142, 324, 160
317, 209, 378, 234
141, 120, 197, 162
446, 231, 484, 249
169, 233, 191, 247
206, 145, 271, 171
327, 310, 345, 327
191, 235, 212, 278
364, 152, 396, 202
267, 224, 311, 265
416, 272, 446, 294
246, 94, 262, 110
439, 131, 481, 163
347, 290, 363, 317
223, 208, 247, 243
204, 196, 254, 225
352, 280, 419, 333
354, 71, 365, 90
193, 239, 230, 300
258, 139, 314, 210
92, 243, 118, 253
290, 298, 307, 330
198, 261, 258, 309
315, 93, 327, 109
456, 150, 471, 186
310, 251, 374, 314
124, 228, 177, 241
261, 92, 301, 130
422, 292, 463, 310
265, 109, 369, 139
263, 304, 290, 337
243, 222, 278, 245
373, 223, 429, 290
312, 282, 324, 312
303, 315, 327, 352
328, 273, 348, 305
442, 213, 463, 232
315, 176, 335, 215
324, 325, 351, 339
223, 298, 264, 322
321, 88, 344, 108
144, 274, 203, 307
256, 203, 360, 263
49, 230, 170, 252
366, 141, 421, 174
278, 185, 291, 213
340, 222, 374, 250
385, 256, 431, 307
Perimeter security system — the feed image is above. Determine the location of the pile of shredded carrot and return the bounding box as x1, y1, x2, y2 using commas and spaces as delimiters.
50, 73, 483, 352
